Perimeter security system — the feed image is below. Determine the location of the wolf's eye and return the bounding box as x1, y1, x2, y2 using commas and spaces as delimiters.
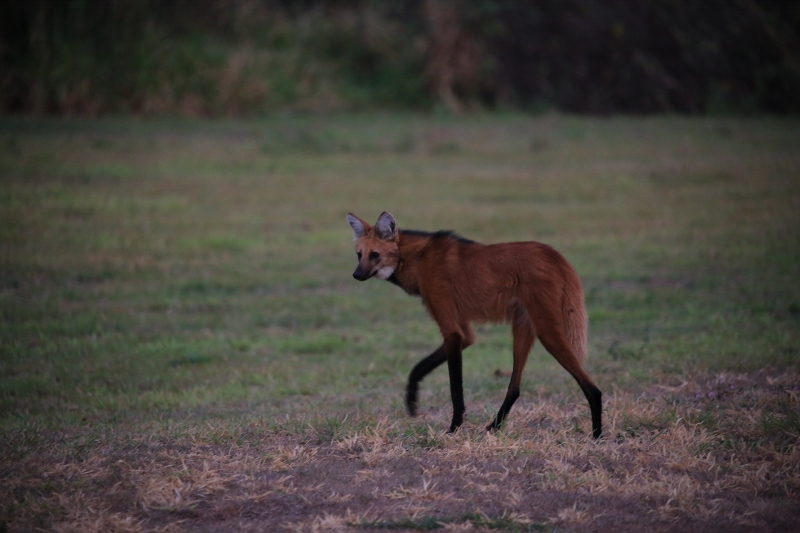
356, 251, 362, 260
369, 251, 380, 260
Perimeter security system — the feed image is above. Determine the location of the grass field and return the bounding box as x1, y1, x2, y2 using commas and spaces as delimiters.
1, 114, 799, 532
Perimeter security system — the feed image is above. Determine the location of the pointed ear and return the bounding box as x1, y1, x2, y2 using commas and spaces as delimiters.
375, 211, 398, 241
346, 212, 370, 240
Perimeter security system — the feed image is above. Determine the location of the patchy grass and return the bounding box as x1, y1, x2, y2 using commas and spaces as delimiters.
1, 114, 799, 532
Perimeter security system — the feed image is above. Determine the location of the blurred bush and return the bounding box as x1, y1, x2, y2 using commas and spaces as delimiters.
481, 0, 800, 114
0, 0, 428, 115
1, 0, 797, 115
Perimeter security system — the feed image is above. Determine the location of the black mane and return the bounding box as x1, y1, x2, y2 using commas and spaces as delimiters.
400, 229, 476, 244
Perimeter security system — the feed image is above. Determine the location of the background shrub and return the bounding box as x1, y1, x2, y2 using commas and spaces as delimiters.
1, 0, 798, 115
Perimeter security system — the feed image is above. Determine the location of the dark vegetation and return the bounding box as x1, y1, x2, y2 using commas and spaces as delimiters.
2, 0, 799, 116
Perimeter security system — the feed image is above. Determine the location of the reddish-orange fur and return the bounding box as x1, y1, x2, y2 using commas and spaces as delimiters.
346, 211, 602, 438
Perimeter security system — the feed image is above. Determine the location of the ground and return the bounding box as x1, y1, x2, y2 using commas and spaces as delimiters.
1, 114, 799, 531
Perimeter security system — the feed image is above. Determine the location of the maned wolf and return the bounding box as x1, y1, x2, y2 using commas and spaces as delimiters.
347, 211, 602, 439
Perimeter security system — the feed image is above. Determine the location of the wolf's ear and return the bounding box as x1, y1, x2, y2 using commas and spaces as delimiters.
375, 211, 398, 241
346, 212, 370, 240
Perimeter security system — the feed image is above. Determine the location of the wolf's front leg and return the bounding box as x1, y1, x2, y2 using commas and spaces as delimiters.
405, 345, 447, 416
444, 333, 465, 433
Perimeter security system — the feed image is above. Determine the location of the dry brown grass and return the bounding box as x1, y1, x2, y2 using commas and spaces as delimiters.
3, 370, 798, 532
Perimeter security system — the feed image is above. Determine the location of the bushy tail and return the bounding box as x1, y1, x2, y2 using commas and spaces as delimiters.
563, 272, 588, 365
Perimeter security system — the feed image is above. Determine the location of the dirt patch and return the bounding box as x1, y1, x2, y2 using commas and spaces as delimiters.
3, 371, 800, 532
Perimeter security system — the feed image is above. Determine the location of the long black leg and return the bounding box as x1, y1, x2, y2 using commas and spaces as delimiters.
538, 329, 603, 439
405, 345, 447, 416
487, 389, 520, 432
444, 333, 465, 433
487, 306, 534, 432
580, 382, 603, 439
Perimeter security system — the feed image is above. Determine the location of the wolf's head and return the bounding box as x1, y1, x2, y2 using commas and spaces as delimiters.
346, 211, 400, 281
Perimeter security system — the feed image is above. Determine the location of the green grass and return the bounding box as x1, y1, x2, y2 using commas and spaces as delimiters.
1, 114, 799, 531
